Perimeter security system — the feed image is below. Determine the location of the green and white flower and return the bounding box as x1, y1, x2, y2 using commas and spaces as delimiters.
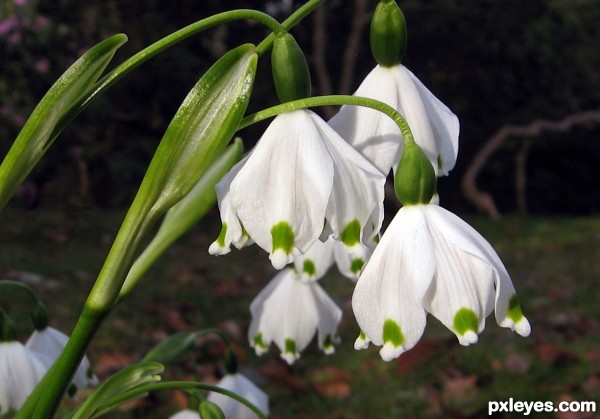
352, 203, 531, 361
329, 64, 459, 177
211, 109, 385, 269
249, 268, 342, 364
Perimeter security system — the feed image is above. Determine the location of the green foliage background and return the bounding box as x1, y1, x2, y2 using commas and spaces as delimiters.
1, 0, 600, 213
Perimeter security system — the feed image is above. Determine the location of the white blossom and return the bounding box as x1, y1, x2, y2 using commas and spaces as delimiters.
352, 203, 531, 361
329, 64, 459, 177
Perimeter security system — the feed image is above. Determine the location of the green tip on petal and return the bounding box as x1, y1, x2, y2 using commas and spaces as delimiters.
350, 258, 364, 274
382, 319, 404, 347
253, 333, 267, 350
340, 219, 361, 247
453, 308, 479, 336
507, 294, 525, 323
303, 259, 316, 277
216, 223, 228, 247
284, 338, 297, 355
271, 221, 295, 254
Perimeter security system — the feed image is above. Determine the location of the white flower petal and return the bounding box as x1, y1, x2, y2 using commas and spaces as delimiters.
293, 238, 335, 281
248, 269, 319, 363
352, 206, 435, 356
329, 66, 403, 175
406, 67, 460, 175
310, 281, 343, 353
421, 213, 495, 343
26, 327, 98, 391
230, 111, 334, 261
209, 155, 250, 255
314, 112, 386, 247
329, 65, 459, 177
0, 341, 47, 414
207, 373, 269, 419
421, 205, 530, 333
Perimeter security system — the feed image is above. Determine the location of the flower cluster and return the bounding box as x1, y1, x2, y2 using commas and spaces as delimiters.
209, 0, 530, 363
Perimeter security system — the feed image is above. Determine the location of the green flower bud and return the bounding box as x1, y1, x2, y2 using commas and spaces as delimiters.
370, 0, 407, 67
271, 32, 312, 102
31, 301, 49, 331
224, 347, 238, 375
199, 399, 226, 419
394, 142, 436, 205
0, 312, 17, 342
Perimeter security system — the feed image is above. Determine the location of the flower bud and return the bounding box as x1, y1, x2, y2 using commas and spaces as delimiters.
0, 312, 17, 342
370, 0, 407, 67
394, 142, 436, 205
31, 301, 49, 331
271, 32, 311, 102
199, 399, 226, 419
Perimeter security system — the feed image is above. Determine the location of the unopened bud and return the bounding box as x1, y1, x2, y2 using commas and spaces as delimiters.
370, 0, 407, 67
394, 142, 436, 205
271, 32, 312, 102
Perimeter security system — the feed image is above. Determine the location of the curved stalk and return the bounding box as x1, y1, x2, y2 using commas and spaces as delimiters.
238, 94, 415, 145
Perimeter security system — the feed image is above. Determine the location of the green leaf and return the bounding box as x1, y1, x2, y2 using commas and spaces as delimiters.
119, 139, 244, 299
70, 362, 163, 419
0, 34, 127, 211
142, 331, 200, 364
140, 43, 257, 216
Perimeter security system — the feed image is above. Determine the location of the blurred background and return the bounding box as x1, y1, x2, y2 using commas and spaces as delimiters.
2, 0, 599, 215
1, 1, 599, 418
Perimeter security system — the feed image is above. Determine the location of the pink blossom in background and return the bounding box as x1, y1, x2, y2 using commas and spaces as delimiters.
0, 17, 18, 35
35, 58, 50, 74
14, 0, 29, 6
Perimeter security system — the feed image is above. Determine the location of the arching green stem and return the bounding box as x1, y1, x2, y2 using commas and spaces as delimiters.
0, 280, 42, 304
256, 0, 325, 55
47, 10, 283, 144
238, 94, 415, 145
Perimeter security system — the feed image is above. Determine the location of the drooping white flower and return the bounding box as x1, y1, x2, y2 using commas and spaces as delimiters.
329, 64, 459, 177
352, 203, 531, 361
26, 326, 98, 394
0, 341, 47, 414
207, 373, 269, 419
293, 237, 334, 282
210, 109, 386, 269
249, 268, 342, 364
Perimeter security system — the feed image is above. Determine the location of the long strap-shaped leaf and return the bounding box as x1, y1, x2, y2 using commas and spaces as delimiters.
0, 34, 127, 211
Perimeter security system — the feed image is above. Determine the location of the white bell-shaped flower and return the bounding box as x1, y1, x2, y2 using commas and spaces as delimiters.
211, 109, 385, 269
329, 64, 459, 177
0, 341, 47, 414
352, 203, 531, 362
26, 326, 98, 394
207, 373, 269, 419
249, 268, 342, 364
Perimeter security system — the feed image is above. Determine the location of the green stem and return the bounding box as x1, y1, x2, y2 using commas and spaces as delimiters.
238, 94, 415, 145
48, 9, 284, 144
256, 0, 325, 55
101, 381, 268, 419
19, 4, 326, 417
0, 280, 41, 304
